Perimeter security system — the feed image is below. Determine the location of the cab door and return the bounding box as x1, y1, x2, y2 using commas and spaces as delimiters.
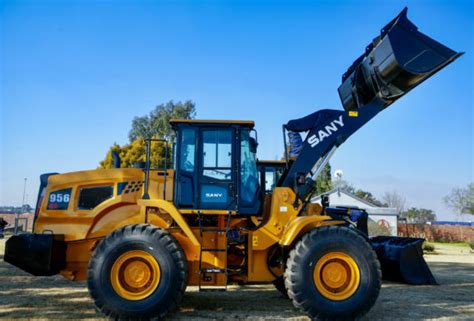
198, 128, 236, 210
175, 126, 197, 208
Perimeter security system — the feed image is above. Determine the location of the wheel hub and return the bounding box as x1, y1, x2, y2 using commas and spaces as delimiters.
314, 252, 360, 301
111, 250, 161, 301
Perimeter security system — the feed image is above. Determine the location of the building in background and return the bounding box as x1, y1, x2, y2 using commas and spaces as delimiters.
0, 205, 34, 233
312, 189, 399, 236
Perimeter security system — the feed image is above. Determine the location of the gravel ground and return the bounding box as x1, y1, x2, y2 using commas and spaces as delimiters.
0, 238, 473, 320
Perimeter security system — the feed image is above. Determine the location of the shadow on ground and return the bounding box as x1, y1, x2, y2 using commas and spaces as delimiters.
1, 252, 473, 320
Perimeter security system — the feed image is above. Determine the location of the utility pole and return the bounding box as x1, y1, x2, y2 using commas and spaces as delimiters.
15, 178, 27, 234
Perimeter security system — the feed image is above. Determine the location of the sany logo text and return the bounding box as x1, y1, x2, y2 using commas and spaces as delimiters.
307, 115, 344, 148
206, 193, 223, 198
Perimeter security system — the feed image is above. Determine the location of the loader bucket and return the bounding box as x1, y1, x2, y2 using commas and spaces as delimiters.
370, 236, 437, 285
338, 7, 463, 111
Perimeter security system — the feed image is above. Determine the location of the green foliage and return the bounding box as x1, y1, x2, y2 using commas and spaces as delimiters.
423, 242, 435, 252
354, 190, 385, 207
281, 143, 332, 195
443, 183, 474, 215
367, 219, 391, 237
100, 100, 195, 169
334, 180, 385, 206
401, 207, 437, 224
314, 163, 333, 195
100, 138, 171, 169
128, 100, 196, 142
469, 238, 474, 250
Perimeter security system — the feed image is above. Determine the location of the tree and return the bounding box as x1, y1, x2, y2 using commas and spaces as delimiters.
367, 218, 391, 237
128, 100, 196, 142
281, 142, 333, 196
100, 100, 195, 169
401, 207, 437, 224
382, 190, 406, 213
100, 139, 171, 169
334, 180, 385, 206
353, 189, 385, 207
335, 180, 356, 194
314, 164, 333, 195
443, 183, 474, 215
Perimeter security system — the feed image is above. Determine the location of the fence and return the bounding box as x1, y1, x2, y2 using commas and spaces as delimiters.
398, 223, 474, 242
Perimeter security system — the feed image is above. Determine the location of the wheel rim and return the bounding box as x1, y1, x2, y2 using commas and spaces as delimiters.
111, 250, 161, 301
313, 252, 360, 301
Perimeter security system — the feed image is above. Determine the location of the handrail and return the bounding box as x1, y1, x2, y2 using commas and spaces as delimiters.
142, 138, 170, 200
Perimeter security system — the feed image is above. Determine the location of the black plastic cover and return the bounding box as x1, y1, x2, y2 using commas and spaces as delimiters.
4, 233, 66, 276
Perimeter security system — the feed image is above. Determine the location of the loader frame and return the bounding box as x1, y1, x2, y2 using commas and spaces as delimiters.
3, 7, 460, 320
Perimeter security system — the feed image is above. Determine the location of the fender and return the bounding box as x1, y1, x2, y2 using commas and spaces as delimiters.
279, 215, 345, 246
137, 199, 200, 247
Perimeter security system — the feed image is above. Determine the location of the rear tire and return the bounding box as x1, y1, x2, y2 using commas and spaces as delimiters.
284, 226, 381, 320
87, 224, 188, 320
272, 276, 289, 298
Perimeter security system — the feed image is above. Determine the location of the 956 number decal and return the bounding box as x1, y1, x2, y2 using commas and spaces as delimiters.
47, 188, 72, 210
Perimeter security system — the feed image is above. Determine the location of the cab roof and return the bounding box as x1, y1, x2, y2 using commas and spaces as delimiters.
170, 119, 255, 128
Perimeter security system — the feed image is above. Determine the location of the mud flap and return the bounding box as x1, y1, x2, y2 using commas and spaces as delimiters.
338, 7, 463, 111
370, 236, 437, 285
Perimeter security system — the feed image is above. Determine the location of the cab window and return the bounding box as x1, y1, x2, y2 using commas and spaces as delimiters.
179, 128, 196, 172
240, 129, 258, 204
202, 130, 232, 180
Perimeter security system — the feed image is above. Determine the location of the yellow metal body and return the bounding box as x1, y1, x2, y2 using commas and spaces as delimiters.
313, 252, 360, 301
110, 250, 161, 301
35, 168, 344, 285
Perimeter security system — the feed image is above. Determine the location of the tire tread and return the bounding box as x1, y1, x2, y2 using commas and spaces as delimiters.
87, 224, 188, 320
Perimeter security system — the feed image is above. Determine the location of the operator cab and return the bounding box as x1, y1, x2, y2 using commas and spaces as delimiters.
171, 119, 261, 215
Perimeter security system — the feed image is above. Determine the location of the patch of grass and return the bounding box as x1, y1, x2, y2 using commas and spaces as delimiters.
431, 241, 470, 248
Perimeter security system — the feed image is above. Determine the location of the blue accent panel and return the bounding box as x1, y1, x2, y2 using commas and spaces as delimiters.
177, 176, 194, 206
349, 209, 365, 222
200, 185, 228, 204
117, 182, 128, 195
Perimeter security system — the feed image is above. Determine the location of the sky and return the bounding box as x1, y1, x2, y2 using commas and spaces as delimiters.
1, 0, 473, 220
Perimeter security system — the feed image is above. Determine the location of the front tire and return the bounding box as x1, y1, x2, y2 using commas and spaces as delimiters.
87, 224, 188, 320
284, 226, 381, 320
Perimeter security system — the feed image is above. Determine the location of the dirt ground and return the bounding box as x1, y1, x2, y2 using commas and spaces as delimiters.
0, 239, 473, 320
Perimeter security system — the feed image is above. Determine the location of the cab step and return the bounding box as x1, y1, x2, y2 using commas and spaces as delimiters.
201, 268, 226, 273
198, 286, 227, 292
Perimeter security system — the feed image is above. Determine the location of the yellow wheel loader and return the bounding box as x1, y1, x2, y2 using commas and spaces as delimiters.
4, 8, 461, 320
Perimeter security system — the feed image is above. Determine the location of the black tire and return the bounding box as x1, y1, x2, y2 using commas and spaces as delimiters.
273, 276, 289, 298
284, 226, 381, 320
87, 224, 188, 320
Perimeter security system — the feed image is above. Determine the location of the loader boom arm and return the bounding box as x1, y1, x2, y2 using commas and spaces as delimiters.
280, 7, 462, 200
281, 101, 382, 198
